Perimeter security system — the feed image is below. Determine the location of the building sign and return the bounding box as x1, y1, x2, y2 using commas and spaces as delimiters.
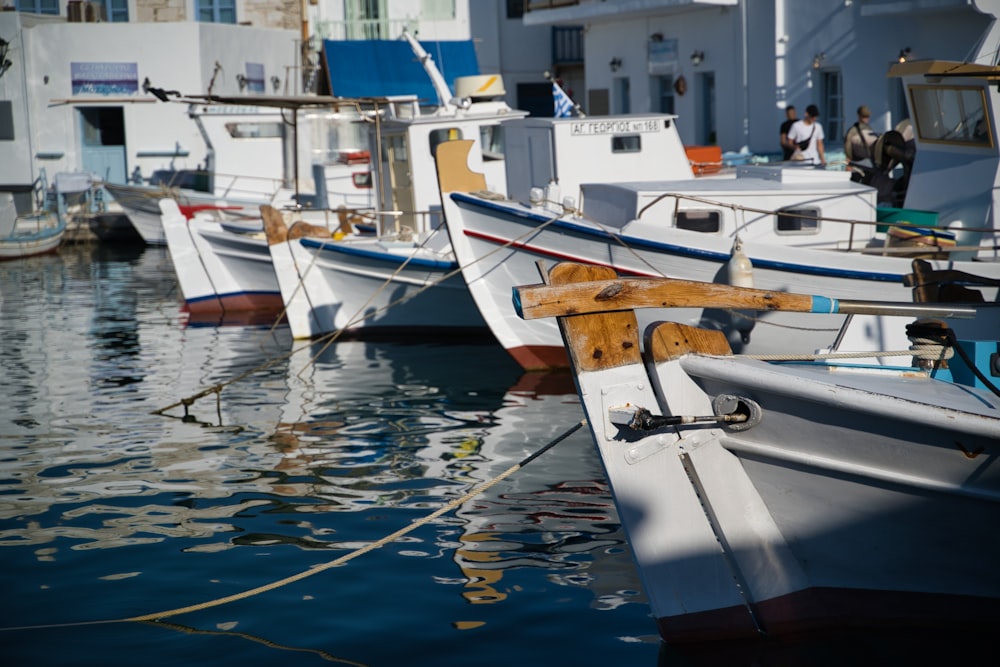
648, 38, 678, 75
71, 62, 138, 95
246, 63, 265, 93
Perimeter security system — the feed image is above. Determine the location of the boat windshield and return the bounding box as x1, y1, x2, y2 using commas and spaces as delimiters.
909, 84, 992, 147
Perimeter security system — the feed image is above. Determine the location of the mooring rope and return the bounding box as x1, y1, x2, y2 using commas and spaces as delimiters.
0, 419, 586, 632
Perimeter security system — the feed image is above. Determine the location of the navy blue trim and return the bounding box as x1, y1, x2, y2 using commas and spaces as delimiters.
450, 193, 904, 283
299, 237, 458, 271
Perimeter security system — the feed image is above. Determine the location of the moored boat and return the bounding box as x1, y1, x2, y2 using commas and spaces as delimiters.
513, 262, 1000, 642
438, 59, 1000, 371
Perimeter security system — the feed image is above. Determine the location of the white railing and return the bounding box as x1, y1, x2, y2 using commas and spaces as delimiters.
314, 19, 417, 42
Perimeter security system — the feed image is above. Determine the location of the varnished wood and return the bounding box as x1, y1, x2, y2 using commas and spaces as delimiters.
646, 322, 732, 363
287, 220, 334, 241
435, 139, 488, 194
549, 263, 643, 372
261, 205, 287, 245
516, 270, 816, 320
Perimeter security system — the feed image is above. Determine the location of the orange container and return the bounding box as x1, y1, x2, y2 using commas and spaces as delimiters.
685, 145, 723, 175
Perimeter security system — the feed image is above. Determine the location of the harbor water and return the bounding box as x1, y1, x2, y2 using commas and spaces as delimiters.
1, 243, 660, 666
2, 243, 980, 666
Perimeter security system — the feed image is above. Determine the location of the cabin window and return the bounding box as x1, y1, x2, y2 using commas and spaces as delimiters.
225, 122, 284, 139
612, 135, 641, 153
429, 128, 461, 157
910, 85, 992, 147
675, 210, 721, 233
480, 124, 506, 161
776, 208, 820, 234
384, 134, 408, 163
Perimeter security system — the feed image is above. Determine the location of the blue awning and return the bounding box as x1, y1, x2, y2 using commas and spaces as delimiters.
323, 39, 480, 102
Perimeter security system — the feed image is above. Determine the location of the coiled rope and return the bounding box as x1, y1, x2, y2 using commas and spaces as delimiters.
0, 420, 586, 632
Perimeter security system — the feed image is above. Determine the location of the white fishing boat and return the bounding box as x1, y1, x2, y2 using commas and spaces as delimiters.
0, 190, 66, 261
513, 262, 1000, 642
106, 98, 373, 246
159, 198, 287, 324
265, 30, 532, 340
438, 59, 1000, 370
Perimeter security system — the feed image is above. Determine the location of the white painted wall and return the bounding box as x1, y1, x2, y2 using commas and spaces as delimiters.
2, 16, 297, 191
558, 0, 998, 156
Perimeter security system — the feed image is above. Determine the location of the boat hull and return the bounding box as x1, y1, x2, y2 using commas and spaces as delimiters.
161, 200, 283, 320
444, 191, 1000, 370
577, 352, 1000, 643
269, 229, 490, 340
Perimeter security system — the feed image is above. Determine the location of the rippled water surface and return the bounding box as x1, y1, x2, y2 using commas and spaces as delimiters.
1, 244, 661, 666
5, 244, 971, 667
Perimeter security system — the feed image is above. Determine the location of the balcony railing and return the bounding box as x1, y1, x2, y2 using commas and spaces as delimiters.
314, 19, 418, 42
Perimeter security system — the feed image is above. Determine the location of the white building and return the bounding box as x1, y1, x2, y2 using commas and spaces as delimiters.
0, 1, 549, 213
5, 0, 999, 216
521, 0, 1000, 155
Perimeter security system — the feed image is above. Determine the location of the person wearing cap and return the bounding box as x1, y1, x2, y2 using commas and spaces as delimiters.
786, 104, 826, 166
844, 105, 878, 181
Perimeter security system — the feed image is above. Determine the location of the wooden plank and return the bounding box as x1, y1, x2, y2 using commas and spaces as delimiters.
435, 139, 488, 194
646, 322, 731, 363
514, 263, 977, 320
549, 263, 643, 372
515, 271, 818, 319
261, 205, 288, 245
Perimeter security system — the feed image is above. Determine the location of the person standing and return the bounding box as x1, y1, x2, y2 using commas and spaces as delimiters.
844, 105, 877, 181
787, 104, 826, 166
779, 105, 798, 160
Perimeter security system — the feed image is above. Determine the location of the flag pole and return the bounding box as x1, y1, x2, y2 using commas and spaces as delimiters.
545, 70, 585, 117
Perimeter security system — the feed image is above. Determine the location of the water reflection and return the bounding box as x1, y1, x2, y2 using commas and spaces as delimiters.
1, 246, 645, 624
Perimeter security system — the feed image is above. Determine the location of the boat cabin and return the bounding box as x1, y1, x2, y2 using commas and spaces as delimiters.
371, 74, 528, 237
499, 113, 695, 206
887, 59, 1000, 259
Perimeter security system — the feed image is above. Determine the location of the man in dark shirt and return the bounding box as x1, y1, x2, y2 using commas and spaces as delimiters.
779, 105, 798, 160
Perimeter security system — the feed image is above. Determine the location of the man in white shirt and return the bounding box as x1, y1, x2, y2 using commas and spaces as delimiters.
787, 104, 826, 167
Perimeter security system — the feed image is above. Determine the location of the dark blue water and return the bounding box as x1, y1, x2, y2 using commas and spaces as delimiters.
3, 244, 978, 667
0, 244, 661, 666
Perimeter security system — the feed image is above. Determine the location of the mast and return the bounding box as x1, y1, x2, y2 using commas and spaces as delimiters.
400, 27, 456, 111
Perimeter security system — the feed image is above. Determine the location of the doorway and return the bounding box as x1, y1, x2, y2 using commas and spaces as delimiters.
78, 107, 127, 183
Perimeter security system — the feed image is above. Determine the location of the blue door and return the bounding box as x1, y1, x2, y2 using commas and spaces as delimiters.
79, 107, 127, 183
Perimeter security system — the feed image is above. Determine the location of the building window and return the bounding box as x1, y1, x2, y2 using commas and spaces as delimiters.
656, 76, 675, 114
507, 0, 524, 19
102, 0, 129, 22
820, 70, 843, 147
197, 0, 237, 24
15, 0, 59, 14
421, 0, 455, 20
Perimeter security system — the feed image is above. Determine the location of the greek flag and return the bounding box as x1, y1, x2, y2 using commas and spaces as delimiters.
553, 81, 574, 118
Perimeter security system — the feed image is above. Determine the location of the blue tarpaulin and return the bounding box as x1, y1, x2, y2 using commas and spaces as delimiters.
323, 39, 480, 101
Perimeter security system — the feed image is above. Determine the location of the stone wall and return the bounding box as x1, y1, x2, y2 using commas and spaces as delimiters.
133, 0, 301, 30
134, 0, 186, 23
